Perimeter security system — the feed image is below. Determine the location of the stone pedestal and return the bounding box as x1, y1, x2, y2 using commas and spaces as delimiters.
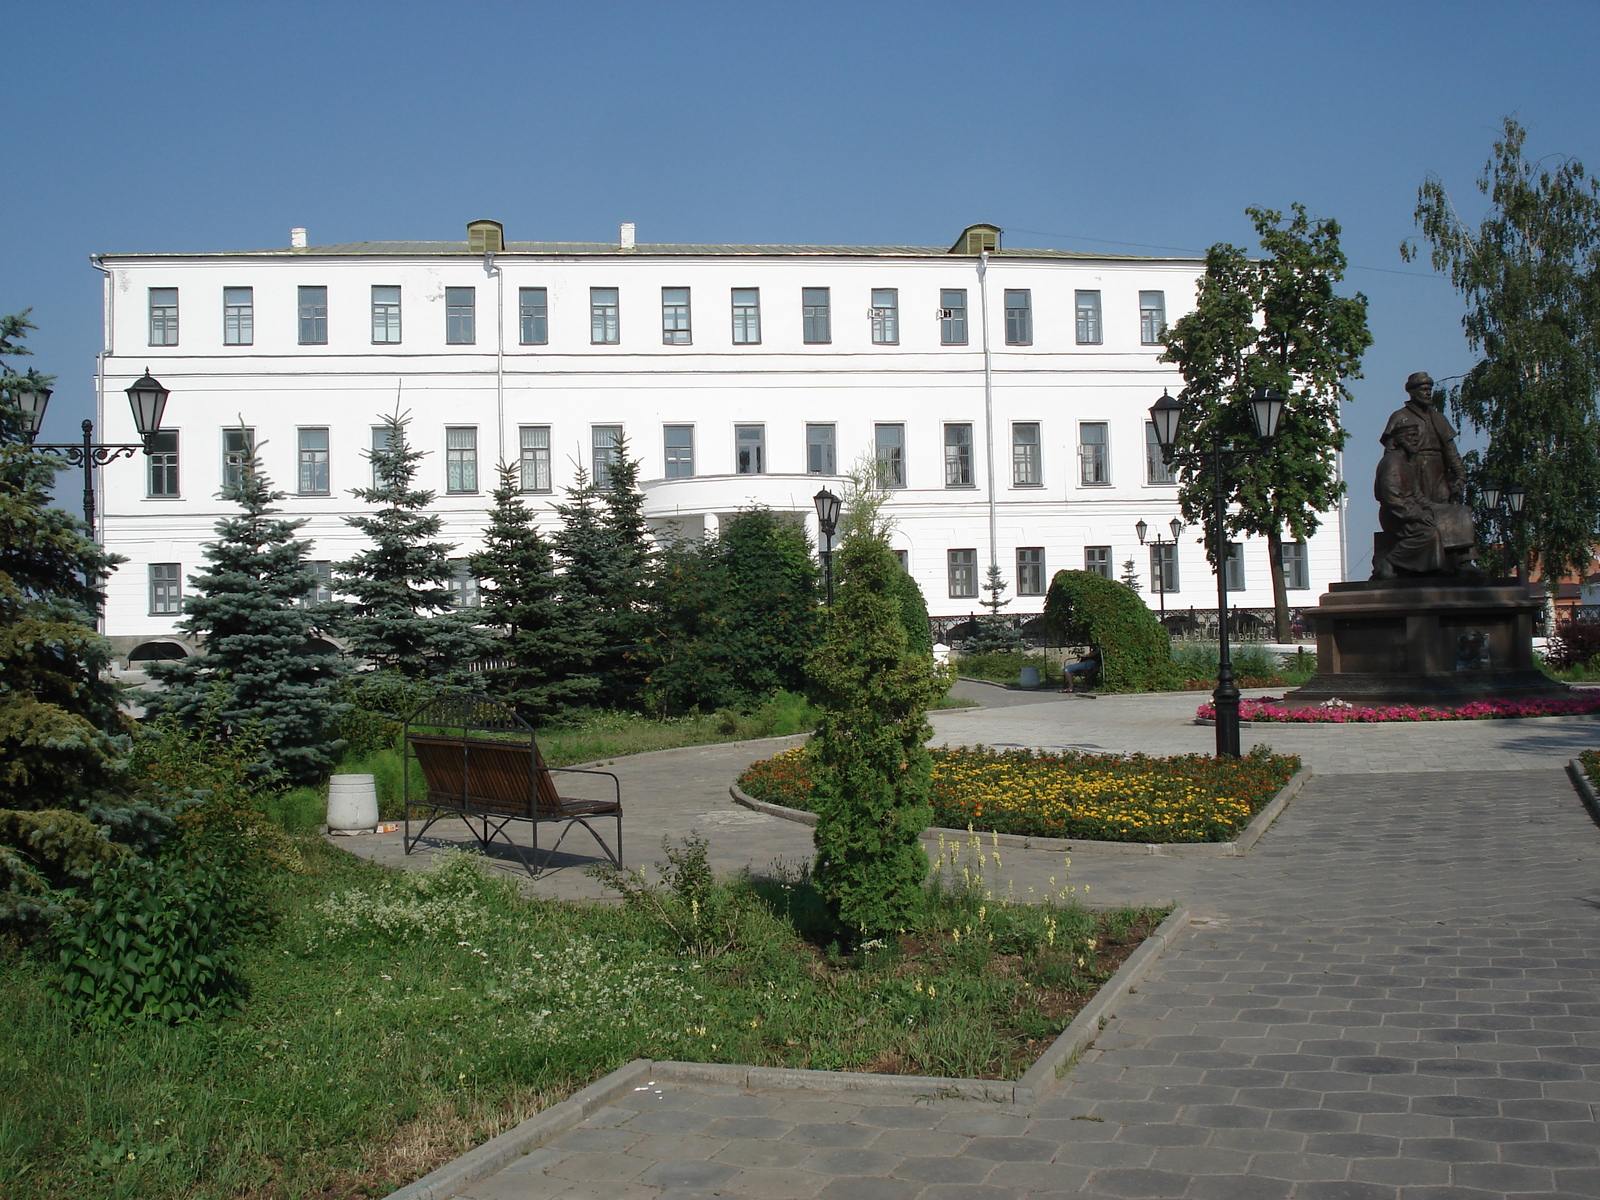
1283, 577, 1566, 708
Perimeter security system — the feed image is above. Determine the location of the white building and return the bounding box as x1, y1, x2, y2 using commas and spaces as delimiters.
92, 220, 1343, 662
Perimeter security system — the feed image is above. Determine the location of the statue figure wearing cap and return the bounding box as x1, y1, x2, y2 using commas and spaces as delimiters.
1372, 373, 1478, 579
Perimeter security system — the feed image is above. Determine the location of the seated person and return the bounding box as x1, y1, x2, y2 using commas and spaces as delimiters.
1062, 644, 1102, 693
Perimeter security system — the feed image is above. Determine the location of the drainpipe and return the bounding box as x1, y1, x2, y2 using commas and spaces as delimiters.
484, 249, 504, 465
977, 250, 997, 575
88, 254, 113, 631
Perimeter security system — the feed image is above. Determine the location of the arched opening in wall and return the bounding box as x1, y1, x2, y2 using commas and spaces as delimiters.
297, 639, 341, 657
945, 619, 980, 646
1019, 616, 1050, 647
127, 641, 189, 663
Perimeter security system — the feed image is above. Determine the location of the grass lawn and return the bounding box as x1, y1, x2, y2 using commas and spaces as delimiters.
741, 745, 1302, 843
1, 840, 1164, 1200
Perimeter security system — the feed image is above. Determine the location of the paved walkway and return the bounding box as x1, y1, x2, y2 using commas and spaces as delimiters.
350, 697, 1600, 1199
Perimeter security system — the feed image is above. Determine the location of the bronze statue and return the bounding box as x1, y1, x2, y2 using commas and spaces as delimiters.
1372, 372, 1479, 579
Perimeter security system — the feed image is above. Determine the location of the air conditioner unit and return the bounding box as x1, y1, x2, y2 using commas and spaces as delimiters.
937, 308, 955, 319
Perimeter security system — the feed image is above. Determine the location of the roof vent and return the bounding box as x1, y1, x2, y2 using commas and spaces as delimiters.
950, 223, 1001, 255
619, 222, 636, 250
467, 219, 504, 253
290, 227, 307, 248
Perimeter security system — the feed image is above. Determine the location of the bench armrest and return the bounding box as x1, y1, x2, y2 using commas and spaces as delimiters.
541, 765, 622, 803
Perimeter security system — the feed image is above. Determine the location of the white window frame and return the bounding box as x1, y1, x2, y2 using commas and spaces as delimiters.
806, 423, 836, 475
947, 549, 978, 599
1075, 289, 1102, 345
1084, 546, 1112, 579
731, 288, 761, 344
591, 288, 620, 345
1012, 422, 1042, 487
222, 427, 254, 490
297, 427, 330, 496
149, 563, 182, 615
944, 423, 974, 487
445, 426, 478, 493
1016, 547, 1046, 596
664, 425, 695, 478
1140, 290, 1167, 345
592, 424, 623, 486
1004, 289, 1032, 346
149, 288, 179, 346
372, 285, 402, 344
446, 287, 476, 345
147, 429, 179, 497
1078, 421, 1109, 486
874, 423, 906, 488
870, 288, 899, 345
519, 425, 552, 493
222, 287, 252, 346
735, 424, 765, 475
662, 287, 692, 345
519, 287, 548, 345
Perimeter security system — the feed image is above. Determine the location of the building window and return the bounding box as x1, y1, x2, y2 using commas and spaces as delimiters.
948, 549, 978, 599
297, 427, 330, 495
1004, 289, 1032, 345
1146, 422, 1176, 484
802, 287, 831, 344
446, 287, 476, 344
736, 424, 765, 474
592, 424, 622, 486
372, 285, 402, 344
874, 423, 906, 488
301, 561, 334, 607
871, 288, 899, 344
1084, 546, 1112, 579
149, 288, 179, 346
806, 423, 836, 475
661, 287, 691, 345
1282, 541, 1310, 590
149, 563, 182, 615
894, 549, 909, 572
730, 288, 761, 344
940, 289, 968, 345
298, 286, 328, 345
371, 424, 399, 487
1150, 544, 1179, 595
1140, 291, 1167, 345
591, 287, 620, 344
445, 426, 478, 493
664, 425, 695, 478
446, 560, 480, 609
519, 287, 548, 345
1079, 422, 1109, 485
519, 426, 551, 493
223, 287, 253, 346
944, 423, 974, 487
1075, 290, 1102, 345
1012, 422, 1042, 487
1017, 547, 1046, 596
1225, 542, 1246, 592
223, 427, 254, 490
147, 430, 179, 497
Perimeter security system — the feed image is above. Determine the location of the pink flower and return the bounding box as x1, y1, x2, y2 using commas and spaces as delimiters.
1200, 692, 1600, 724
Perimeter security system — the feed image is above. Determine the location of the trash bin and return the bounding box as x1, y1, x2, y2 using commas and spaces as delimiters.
1018, 665, 1041, 689
326, 773, 379, 833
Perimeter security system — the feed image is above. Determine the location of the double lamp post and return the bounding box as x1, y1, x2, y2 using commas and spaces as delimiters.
7, 369, 173, 531
1148, 385, 1284, 758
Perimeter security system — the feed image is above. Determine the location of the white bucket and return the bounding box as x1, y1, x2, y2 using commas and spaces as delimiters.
326, 773, 380, 833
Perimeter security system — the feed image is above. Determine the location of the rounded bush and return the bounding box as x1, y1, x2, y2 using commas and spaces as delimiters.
1042, 570, 1177, 693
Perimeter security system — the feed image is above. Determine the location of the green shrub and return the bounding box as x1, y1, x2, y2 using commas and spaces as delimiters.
955, 651, 1061, 686
590, 834, 761, 960
1043, 570, 1178, 692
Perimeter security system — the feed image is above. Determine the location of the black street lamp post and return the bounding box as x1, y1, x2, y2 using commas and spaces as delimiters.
1149, 386, 1284, 758
1135, 516, 1184, 618
10, 369, 171, 531
813, 487, 841, 605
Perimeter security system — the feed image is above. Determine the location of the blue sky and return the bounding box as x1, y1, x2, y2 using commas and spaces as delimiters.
4, 1, 1597, 571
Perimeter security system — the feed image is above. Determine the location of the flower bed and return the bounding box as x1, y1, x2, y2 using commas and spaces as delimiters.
1199, 693, 1600, 724
738, 745, 1300, 844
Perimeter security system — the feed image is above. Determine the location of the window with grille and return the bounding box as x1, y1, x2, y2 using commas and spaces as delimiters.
446, 426, 478, 493
1075, 290, 1102, 345
446, 560, 480, 609
944, 423, 973, 487
301, 561, 334, 607
149, 288, 179, 346
940, 289, 967, 345
223, 427, 254, 490
947, 549, 977, 598
662, 287, 691, 345
1150, 543, 1179, 594
298, 428, 330, 495
372, 286, 402, 344
149, 563, 181, 615
591, 288, 620, 344
223, 287, 252, 345
519, 287, 548, 345
519, 425, 551, 492
1146, 421, 1176, 484
1139, 291, 1167, 345
147, 430, 179, 496
664, 425, 695, 478
1012, 422, 1042, 486
731, 288, 760, 344
1282, 541, 1310, 590
875, 423, 906, 488
298, 286, 328, 345
1017, 547, 1046, 595
806, 424, 836, 475
1079, 421, 1109, 485
592, 424, 622, 486
1084, 546, 1112, 579
736, 425, 765, 474
871, 288, 898, 344
802, 287, 831, 344
1004, 289, 1032, 345
446, 287, 476, 344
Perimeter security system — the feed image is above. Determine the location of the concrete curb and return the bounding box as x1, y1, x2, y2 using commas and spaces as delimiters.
1565, 758, 1600, 828
386, 906, 1194, 1196
382, 1058, 653, 1200
730, 767, 1310, 859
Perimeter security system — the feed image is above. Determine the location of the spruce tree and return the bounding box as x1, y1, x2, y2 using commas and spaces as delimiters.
595, 439, 653, 706
963, 565, 1024, 654
470, 464, 600, 720
807, 484, 943, 940
147, 445, 344, 786
334, 410, 488, 679
0, 312, 129, 809
640, 533, 734, 713
716, 509, 817, 701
